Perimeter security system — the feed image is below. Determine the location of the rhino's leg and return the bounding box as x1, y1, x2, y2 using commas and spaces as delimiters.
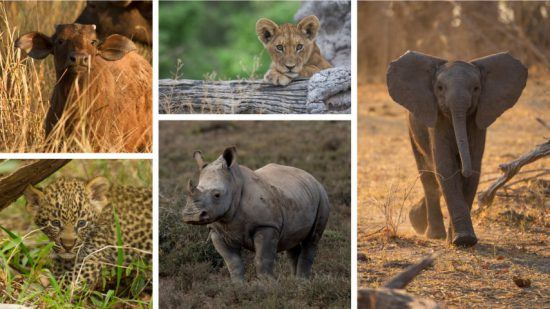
253, 227, 278, 278
211, 232, 244, 282
286, 245, 302, 276
296, 241, 317, 279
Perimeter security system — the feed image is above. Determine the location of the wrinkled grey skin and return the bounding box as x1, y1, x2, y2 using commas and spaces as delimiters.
387, 51, 527, 247
182, 147, 330, 281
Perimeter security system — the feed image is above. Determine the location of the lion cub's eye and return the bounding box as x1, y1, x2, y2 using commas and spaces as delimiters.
91, 40, 98, 46
51, 220, 61, 227
276, 45, 284, 51
296, 44, 303, 51
77, 220, 87, 228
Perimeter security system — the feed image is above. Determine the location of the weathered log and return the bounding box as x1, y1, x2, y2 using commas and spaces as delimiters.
0, 159, 70, 211
478, 139, 550, 209
159, 79, 309, 114
359, 254, 441, 309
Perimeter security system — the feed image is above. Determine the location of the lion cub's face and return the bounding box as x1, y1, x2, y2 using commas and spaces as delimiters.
256, 15, 320, 77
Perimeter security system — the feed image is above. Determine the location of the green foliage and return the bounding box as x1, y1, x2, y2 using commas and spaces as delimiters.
159, 1, 300, 79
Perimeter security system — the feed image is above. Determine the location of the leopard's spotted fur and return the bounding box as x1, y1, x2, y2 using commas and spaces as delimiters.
24, 177, 152, 290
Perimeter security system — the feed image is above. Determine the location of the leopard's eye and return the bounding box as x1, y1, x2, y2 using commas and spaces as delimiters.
51, 220, 61, 227
296, 44, 303, 51
276, 45, 284, 51
77, 220, 87, 228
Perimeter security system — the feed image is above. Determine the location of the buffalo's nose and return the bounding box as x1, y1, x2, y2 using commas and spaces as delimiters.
60, 237, 76, 250
285, 65, 295, 71
69, 53, 89, 66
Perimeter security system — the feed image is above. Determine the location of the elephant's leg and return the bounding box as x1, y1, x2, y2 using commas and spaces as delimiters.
253, 227, 279, 278
286, 245, 301, 276
432, 127, 477, 247
296, 241, 317, 279
408, 123, 444, 237
463, 126, 487, 209
421, 172, 446, 239
211, 232, 245, 282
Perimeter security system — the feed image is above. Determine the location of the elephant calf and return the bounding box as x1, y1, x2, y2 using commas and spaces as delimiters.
182, 147, 330, 281
387, 51, 527, 247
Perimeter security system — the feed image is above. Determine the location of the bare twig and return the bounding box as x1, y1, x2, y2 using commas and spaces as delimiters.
478, 140, 550, 209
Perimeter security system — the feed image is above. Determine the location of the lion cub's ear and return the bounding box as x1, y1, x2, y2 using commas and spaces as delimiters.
297, 15, 320, 40
23, 185, 44, 216
256, 18, 279, 45
85, 177, 111, 213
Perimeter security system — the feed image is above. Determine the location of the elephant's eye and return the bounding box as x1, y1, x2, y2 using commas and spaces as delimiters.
437, 85, 444, 91
473, 86, 480, 92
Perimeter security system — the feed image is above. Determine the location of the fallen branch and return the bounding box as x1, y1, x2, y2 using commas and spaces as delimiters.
478, 140, 550, 209
0, 159, 70, 211
358, 254, 441, 309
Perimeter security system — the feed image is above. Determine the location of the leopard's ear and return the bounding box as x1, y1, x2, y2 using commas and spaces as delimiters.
23, 185, 44, 216
85, 177, 111, 212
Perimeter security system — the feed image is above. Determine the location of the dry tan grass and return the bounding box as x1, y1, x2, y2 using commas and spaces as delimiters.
0, 1, 151, 153
358, 76, 549, 307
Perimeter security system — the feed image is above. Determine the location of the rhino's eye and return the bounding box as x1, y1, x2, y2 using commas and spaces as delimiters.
296, 44, 303, 51
51, 220, 61, 227
213, 192, 221, 199
276, 45, 284, 51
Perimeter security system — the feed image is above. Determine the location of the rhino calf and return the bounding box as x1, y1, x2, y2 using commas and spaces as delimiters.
182, 147, 330, 281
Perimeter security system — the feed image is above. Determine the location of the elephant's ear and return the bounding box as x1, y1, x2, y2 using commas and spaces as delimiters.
471, 52, 527, 129
386, 51, 447, 128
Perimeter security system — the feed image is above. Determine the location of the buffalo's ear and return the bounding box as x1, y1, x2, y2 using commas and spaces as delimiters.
222, 146, 237, 169
15, 32, 53, 59
471, 52, 528, 129
98, 34, 136, 61
23, 185, 44, 216
256, 18, 278, 45
386, 51, 447, 128
297, 15, 320, 40
85, 177, 111, 212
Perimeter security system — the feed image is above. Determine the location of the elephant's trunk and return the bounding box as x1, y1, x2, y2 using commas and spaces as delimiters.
451, 112, 473, 177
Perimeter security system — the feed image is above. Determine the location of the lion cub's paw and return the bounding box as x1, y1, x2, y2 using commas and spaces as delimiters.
264, 69, 292, 86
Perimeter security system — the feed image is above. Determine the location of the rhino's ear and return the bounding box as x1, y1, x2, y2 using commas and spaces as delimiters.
222, 146, 237, 169
193, 151, 206, 169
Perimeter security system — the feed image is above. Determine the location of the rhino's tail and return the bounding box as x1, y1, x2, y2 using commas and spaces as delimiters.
307, 183, 331, 246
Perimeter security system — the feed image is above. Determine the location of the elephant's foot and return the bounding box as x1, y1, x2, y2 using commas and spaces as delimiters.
409, 199, 427, 234
447, 220, 478, 247
425, 224, 446, 239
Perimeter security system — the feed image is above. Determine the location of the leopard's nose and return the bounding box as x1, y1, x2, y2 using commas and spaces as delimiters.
60, 236, 76, 250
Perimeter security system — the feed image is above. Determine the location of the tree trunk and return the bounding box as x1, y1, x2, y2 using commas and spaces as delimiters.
0, 159, 70, 211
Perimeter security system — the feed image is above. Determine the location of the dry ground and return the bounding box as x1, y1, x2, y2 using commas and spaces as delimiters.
158, 121, 351, 308
358, 77, 549, 307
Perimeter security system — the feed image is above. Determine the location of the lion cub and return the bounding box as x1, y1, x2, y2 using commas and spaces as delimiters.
256, 15, 332, 86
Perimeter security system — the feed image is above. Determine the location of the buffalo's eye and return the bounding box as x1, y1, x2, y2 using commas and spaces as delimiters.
296, 44, 303, 51
91, 40, 98, 46
56, 39, 64, 45
51, 220, 61, 227
276, 45, 284, 51
77, 220, 87, 228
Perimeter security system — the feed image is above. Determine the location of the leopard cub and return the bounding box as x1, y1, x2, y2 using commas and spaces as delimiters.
24, 176, 152, 290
